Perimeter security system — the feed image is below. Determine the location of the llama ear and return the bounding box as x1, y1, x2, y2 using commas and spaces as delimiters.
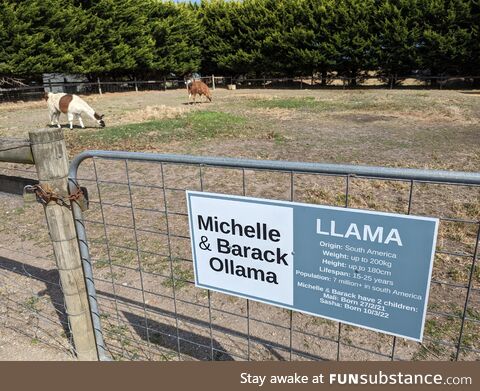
100, 114, 104, 119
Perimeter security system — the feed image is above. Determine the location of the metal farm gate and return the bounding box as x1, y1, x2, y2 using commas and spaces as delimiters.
68, 151, 480, 361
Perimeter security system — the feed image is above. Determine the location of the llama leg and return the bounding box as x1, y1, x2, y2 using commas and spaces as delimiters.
67, 112, 74, 129
55, 112, 61, 128
77, 114, 85, 129
49, 111, 57, 126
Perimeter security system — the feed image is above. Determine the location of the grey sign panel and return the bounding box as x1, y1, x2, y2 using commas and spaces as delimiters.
187, 191, 438, 341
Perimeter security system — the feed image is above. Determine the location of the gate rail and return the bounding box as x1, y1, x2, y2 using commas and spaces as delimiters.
69, 150, 480, 361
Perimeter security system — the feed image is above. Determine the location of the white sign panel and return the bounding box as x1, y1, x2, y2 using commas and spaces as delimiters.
188, 192, 294, 306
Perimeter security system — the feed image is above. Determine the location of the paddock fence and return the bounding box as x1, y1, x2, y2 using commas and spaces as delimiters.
1, 75, 480, 103
69, 150, 480, 361
0, 131, 98, 360
1, 129, 479, 361
0, 138, 76, 359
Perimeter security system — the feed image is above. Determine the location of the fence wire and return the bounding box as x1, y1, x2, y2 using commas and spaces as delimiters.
1, 76, 480, 103
0, 163, 75, 359
69, 152, 480, 361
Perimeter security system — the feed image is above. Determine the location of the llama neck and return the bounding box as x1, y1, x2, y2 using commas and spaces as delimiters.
82, 105, 97, 120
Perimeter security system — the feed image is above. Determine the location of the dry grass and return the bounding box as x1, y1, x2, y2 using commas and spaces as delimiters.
1, 88, 479, 361
0, 100, 45, 111
116, 105, 188, 125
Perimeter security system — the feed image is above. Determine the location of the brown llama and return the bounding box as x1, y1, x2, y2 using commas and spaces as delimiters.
186, 79, 212, 103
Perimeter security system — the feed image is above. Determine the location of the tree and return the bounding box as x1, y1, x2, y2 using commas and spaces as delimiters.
72, 0, 155, 78
198, 0, 236, 75
148, 1, 203, 77
285, 0, 338, 81
261, 0, 310, 77
0, 0, 18, 75
0, 0, 78, 76
331, 0, 377, 85
374, 0, 422, 85
199, 0, 274, 77
468, 0, 480, 85
1, 0, 479, 83
417, 0, 474, 82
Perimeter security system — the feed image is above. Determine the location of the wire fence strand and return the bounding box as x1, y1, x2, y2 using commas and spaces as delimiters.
66, 152, 480, 361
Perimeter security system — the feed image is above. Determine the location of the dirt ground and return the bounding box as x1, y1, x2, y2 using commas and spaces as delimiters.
0, 88, 479, 361
0, 191, 75, 361
0, 325, 73, 360
1, 88, 479, 170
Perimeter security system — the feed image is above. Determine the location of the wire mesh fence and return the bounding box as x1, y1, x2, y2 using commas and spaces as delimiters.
0, 161, 75, 358
0, 80, 177, 103
69, 151, 480, 361
232, 76, 480, 90
1, 75, 479, 103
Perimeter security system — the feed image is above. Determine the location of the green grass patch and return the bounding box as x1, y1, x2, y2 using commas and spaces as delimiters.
24, 296, 40, 312
248, 96, 401, 112
162, 262, 194, 291
265, 130, 287, 144
94, 258, 110, 269
247, 93, 458, 114
72, 111, 247, 146
250, 97, 317, 109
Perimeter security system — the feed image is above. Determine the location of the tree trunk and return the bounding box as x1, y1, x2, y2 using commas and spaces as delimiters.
349, 69, 357, 87
321, 70, 327, 86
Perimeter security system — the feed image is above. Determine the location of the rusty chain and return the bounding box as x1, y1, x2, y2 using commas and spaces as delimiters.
24, 183, 85, 209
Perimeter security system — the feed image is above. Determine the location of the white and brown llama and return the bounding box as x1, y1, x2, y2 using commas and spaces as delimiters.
44, 92, 105, 129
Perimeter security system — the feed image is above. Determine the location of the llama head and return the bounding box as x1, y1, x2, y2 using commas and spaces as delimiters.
95, 113, 106, 127
43, 92, 50, 101
207, 87, 213, 101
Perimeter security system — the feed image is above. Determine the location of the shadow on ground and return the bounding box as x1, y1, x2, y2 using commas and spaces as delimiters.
1, 256, 329, 361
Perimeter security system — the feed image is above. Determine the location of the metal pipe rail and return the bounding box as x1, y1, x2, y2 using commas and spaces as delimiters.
70, 150, 480, 186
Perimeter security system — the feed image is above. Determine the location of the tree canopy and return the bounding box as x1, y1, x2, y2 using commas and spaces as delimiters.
0, 0, 478, 82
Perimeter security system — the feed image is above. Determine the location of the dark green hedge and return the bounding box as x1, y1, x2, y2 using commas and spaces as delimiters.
0, 0, 478, 82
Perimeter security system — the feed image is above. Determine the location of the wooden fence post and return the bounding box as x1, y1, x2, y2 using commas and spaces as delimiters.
28, 128, 98, 361
212, 74, 215, 90
97, 77, 102, 95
